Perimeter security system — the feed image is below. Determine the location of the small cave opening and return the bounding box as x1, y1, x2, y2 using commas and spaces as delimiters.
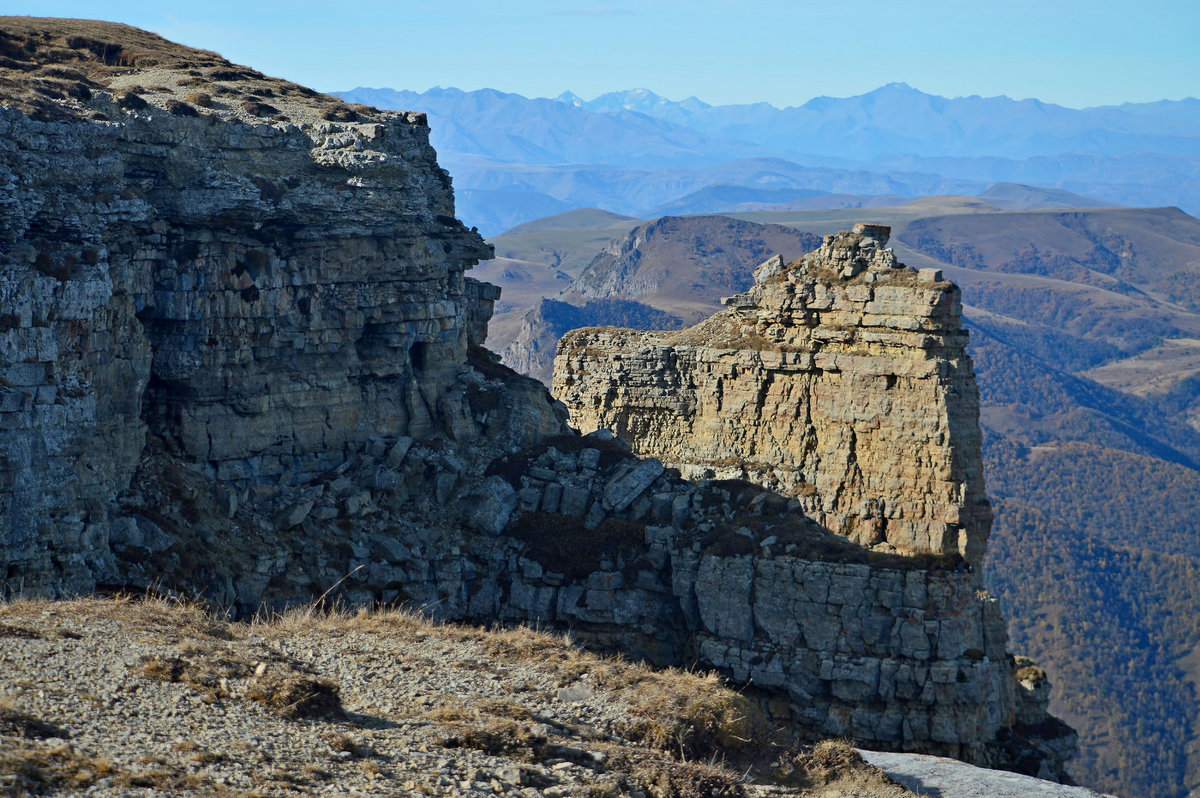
410, 341, 428, 373
354, 322, 390, 363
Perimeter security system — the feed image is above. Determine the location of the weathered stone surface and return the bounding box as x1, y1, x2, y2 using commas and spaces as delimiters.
0, 22, 568, 596
0, 21, 1073, 786
860, 750, 1114, 797
463, 476, 518, 535
602, 457, 664, 511
552, 227, 992, 571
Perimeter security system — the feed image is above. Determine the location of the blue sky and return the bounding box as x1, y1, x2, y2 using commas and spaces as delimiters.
6, 0, 1198, 108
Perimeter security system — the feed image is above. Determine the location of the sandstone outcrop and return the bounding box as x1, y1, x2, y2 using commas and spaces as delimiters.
549, 225, 1075, 773
553, 224, 991, 570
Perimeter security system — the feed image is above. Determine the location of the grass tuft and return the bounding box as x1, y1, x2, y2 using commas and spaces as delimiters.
246, 671, 344, 720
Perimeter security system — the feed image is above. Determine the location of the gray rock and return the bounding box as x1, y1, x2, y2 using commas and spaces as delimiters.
859, 750, 1114, 797
602, 458, 664, 512
556, 683, 595, 703
541, 482, 563, 514
386, 437, 414, 468
276, 500, 314, 529
753, 253, 784, 284
559, 485, 591, 517
463, 477, 518, 536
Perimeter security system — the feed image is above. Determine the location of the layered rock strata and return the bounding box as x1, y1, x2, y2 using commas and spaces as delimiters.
553, 225, 992, 570
0, 19, 565, 595
0, 20, 1073, 781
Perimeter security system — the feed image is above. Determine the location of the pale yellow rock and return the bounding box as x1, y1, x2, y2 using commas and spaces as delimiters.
553, 227, 991, 572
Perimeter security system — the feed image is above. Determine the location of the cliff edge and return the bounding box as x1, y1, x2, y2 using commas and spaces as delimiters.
0, 19, 1076, 786
0, 17, 565, 598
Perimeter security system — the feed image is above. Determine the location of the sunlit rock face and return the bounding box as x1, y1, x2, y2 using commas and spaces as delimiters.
554, 224, 991, 572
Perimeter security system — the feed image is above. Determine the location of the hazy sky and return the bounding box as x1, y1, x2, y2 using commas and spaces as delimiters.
6, 0, 1198, 108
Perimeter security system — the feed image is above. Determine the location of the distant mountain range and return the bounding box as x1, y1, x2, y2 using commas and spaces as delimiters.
336, 84, 1200, 235
559, 84, 1200, 160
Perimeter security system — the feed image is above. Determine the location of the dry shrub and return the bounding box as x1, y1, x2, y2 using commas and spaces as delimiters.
771, 738, 915, 795
241, 99, 278, 117
425, 701, 545, 759
246, 671, 344, 720
477, 697, 530, 720
0, 622, 42, 640
322, 732, 376, 759
633, 757, 744, 798
0, 740, 115, 794
165, 99, 197, 117
185, 91, 211, 107
118, 90, 147, 110
456, 717, 545, 757
0, 698, 69, 740
795, 739, 865, 783
619, 671, 769, 760
423, 701, 474, 724
140, 647, 251, 699
321, 105, 358, 122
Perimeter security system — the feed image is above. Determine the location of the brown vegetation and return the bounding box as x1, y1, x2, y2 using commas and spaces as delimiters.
0, 17, 376, 123
0, 597, 917, 796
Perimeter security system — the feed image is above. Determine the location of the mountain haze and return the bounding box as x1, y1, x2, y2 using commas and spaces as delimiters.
338, 84, 1198, 234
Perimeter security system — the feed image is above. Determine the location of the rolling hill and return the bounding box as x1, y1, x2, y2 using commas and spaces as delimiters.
496, 215, 820, 381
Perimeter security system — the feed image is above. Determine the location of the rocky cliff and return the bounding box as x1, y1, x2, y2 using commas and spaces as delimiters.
0, 19, 1073, 783
553, 225, 991, 570
0, 18, 566, 597
550, 226, 1074, 773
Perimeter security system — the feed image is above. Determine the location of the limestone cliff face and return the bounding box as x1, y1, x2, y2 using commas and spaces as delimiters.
0, 20, 565, 595
0, 21, 1073, 781
547, 226, 1075, 774
553, 225, 992, 570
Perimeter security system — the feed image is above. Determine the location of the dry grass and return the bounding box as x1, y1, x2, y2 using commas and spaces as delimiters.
0, 697, 252, 795
0, 593, 234, 639
0, 697, 70, 740
0, 17, 371, 123
617, 670, 770, 760
632, 757, 744, 798
769, 739, 924, 796
0, 622, 43, 639
0, 596, 845, 795
245, 670, 344, 720
0, 741, 117, 794
249, 600, 771, 762
140, 645, 252, 700
422, 699, 547, 759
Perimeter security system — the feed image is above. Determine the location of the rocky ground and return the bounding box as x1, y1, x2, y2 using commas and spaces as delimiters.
0, 597, 920, 797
